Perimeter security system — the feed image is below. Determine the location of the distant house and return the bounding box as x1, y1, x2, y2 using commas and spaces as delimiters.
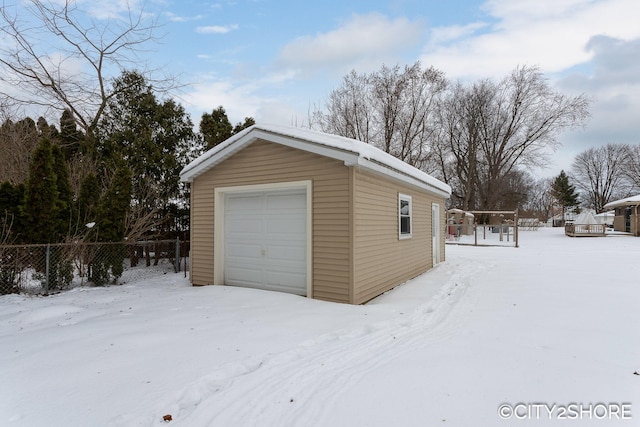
604, 195, 640, 236
594, 211, 614, 227
180, 124, 452, 304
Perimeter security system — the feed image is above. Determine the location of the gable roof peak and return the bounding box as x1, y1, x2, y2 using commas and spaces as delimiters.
180, 124, 451, 197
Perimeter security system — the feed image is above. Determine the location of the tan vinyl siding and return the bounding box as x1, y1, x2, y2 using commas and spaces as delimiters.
612, 206, 640, 235
352, 169, 444, 304
613, 215, 624, 232
190, 178, 214, 285
189, 139, 351, 303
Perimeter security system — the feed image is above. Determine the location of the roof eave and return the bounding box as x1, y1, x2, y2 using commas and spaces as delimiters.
355, 157, 451, 197
604, 201, 640, 209
180, 126, 452, 198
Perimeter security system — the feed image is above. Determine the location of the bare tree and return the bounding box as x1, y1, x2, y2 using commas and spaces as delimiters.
311, 62, 447, 169
436, 65, 590, 210
623, 144, 640, 192
522, 177, 555, 221
0, 116, 40, 184
0, 0, 165, 142
434, 80, 492, 210
571, 143, 632, 212
311, 70, 374, 143
373, 64, 447, 170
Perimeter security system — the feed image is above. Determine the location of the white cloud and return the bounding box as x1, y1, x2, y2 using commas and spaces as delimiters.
277, 13, 424, 74
182, 78, 268, 123
81, 0, 145, 20
421, 0, 640, 81
165, 12, 204, 23
196, 24, 239, 34
558, 35, 640, 144
428, 22, 488, 46
182, 66, 310, 127
254, 101, 308, 127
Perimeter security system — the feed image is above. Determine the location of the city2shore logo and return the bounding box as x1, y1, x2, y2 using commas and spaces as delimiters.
498, 402, 632, 420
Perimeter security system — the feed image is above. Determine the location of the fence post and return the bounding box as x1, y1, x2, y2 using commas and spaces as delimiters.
474, 224, 478, 246
515, 208, 519, 248
174, 238, 180, 273
45, 243, 50, 293
183, 239, 187, 278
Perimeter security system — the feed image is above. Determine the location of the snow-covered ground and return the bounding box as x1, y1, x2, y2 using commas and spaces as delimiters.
1, 227, 638, 426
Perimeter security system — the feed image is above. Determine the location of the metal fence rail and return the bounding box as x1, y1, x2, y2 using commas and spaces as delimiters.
0, 239, 189, 295
446, 223, 519, 247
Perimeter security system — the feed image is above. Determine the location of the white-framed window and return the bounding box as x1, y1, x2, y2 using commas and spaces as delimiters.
399, 193, 412, 239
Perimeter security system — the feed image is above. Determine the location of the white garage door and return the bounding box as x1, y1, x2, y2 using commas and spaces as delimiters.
224, 188, 307, 295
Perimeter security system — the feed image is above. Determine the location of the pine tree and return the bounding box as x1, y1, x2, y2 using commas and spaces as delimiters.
550, 170, 579, 223
52, 144, 73, 237
58, 109, 85, 159
22, 138, 60, 243
200, 106, 233, 150
0, 181, 25, 241
0, 181, 23, 294
22, 138, 73, 289
90, 163, 132, 285
233, 117, 255, 135
199, 107, 255, 150
95, 164, 132, 242
96, 70, 196, 238
76, 173, 101, 229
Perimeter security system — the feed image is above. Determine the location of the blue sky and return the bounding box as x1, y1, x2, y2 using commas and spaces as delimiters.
5, 0, 640, 176
146, 0, 640, 175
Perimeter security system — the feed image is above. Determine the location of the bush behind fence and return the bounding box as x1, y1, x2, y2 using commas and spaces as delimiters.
0, 239, 189, 295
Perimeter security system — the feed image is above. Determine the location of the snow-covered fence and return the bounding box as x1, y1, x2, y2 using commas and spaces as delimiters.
446, 209, 519, 247
0, 239, 189, 295
446, 223, 519, 247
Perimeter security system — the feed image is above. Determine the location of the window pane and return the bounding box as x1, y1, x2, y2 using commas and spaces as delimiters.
399, 194, 411, 238
400, 199, 410, 215
401, 216, 411, 234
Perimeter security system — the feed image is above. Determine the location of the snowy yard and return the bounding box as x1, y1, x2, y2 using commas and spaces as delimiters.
1, 227, 638, 426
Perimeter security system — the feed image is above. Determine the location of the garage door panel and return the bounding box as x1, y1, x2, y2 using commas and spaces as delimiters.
266, 216, 305, 235
265, 271, 307, 295
226, 265, 262, 287
227, 243, 262, 258
226, 194, 262, 211
265, 193, 306, 210
265, 244, 306, 262
226, 218, 263, 235
224, 188, 307, 296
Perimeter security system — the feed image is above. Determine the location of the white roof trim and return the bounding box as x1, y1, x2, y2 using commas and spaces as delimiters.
604, 194, 640, 209
180, 124, 452, 197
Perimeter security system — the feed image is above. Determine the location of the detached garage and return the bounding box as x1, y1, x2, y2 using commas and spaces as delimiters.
180, 124, 451, 304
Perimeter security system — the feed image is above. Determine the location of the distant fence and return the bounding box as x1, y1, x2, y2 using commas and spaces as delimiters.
519, 218, 541, 230
564, 223, 606, 237
0, 239, 189, 295
446, 223, 518, 247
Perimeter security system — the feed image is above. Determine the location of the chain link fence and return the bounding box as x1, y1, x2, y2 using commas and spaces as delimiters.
0, 239, 189, 295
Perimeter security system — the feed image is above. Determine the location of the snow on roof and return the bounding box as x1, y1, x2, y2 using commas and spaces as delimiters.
180, 124, 452, 196
603, 195, 640, 209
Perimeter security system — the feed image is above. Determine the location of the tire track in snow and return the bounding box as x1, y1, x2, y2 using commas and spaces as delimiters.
117, 257, 488, 427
